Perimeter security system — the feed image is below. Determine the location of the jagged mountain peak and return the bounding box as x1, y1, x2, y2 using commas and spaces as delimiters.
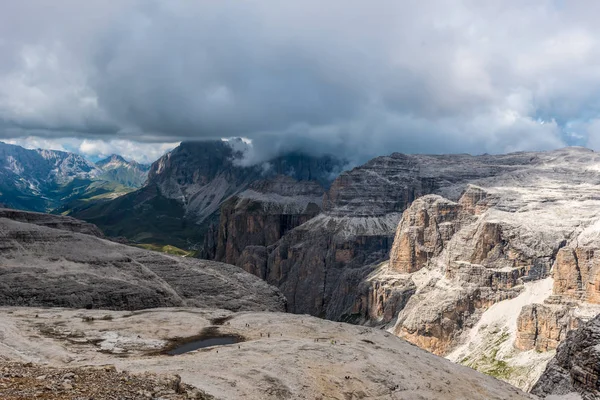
95, 154, 150, 188
0, 143, 155, 212
97, 154, 128, 165
96, 154, 149, 170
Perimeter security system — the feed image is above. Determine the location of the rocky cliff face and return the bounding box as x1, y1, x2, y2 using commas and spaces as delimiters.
553, 247, 600, 304
532, 313, 600, 399
389, 195, 464, 274
265, 213, 400, 317
217, 147, 600, 328
0, 208, 285, 312
515, 302, 580, 352
366, 148, 600, 391
214, 175, 324, 266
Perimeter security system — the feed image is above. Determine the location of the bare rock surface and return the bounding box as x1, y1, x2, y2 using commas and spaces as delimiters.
347, 147, 600, 390
515, 303, 579, 352
553, 247, 600, 304
236, 147, 600, 320
0, 209, 285, 312
0, 208, 104, 237
0, 307, 535, 400
214, 175, 324, 266
532, 313, 600, 399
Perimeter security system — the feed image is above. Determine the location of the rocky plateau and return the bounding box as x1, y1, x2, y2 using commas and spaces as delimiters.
0, 307, 536, 400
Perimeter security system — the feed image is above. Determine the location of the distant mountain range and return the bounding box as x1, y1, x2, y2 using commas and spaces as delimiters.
0, 142, 150, 213
69, 139, 345, 249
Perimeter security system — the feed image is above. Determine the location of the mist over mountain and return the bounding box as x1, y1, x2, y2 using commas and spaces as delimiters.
70, 139, 345, 249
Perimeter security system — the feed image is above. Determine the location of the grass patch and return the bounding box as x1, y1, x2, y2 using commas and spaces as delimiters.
133, 243, 193, 257
459, 329, 516, 380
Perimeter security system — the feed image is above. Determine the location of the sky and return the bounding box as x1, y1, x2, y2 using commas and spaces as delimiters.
2, 0, 600, 164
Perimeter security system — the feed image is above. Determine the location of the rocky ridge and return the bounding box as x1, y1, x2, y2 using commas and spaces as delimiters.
96, 154, 150, 188
0, 208, 285, 312
222, 148, 600, 323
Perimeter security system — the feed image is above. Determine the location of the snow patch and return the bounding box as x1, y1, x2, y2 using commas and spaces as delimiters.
447, 277, 555, 391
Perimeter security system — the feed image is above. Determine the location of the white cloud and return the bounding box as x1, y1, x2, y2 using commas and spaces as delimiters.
5, 136, 177, 164
4, 0, 600, 162
77, 139, 178, 163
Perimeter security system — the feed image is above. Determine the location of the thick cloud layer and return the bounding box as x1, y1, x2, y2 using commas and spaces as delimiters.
1, 0, 600, 163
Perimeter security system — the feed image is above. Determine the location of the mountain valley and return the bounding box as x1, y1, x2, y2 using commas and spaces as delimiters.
0, 142, 151, 215
3, 142, 600, 398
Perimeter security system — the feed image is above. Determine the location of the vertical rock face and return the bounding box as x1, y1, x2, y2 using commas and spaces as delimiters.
532, 314, 600, 399
214, 176, 325, 266
554, 247, 600, 304
353, 273, 417, 324
389, 196, 463, 273
377, 149, 600, 391
515, 303, 579, 352
323, 153, 432, 217
218, 147, 600, 329
250, 153, 528, 318
265, 214, 399, 317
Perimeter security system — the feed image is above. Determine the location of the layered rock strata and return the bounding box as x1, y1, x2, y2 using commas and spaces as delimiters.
0, 209, 286, 312
532, 313, 600, 399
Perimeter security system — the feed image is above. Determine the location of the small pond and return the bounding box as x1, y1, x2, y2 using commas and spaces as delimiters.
166, 335, 241, 355
162, 326, 245, 356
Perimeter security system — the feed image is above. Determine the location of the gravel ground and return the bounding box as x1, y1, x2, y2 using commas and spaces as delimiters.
0, 362, 213, 400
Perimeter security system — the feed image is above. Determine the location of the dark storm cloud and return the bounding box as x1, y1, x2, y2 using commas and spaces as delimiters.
4, 0, 600, 163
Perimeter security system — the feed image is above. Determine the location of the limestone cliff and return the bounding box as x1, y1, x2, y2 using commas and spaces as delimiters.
532, 313, 600, 399
515, 303, 579, 352
389, 195, 464, 274
361, 148, 600, 390
214, 175, 324, 266
553, 247, 600, 303
215, 147, 600, 331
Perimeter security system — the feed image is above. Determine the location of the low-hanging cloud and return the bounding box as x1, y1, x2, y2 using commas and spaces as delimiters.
1, 0, 600, 164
